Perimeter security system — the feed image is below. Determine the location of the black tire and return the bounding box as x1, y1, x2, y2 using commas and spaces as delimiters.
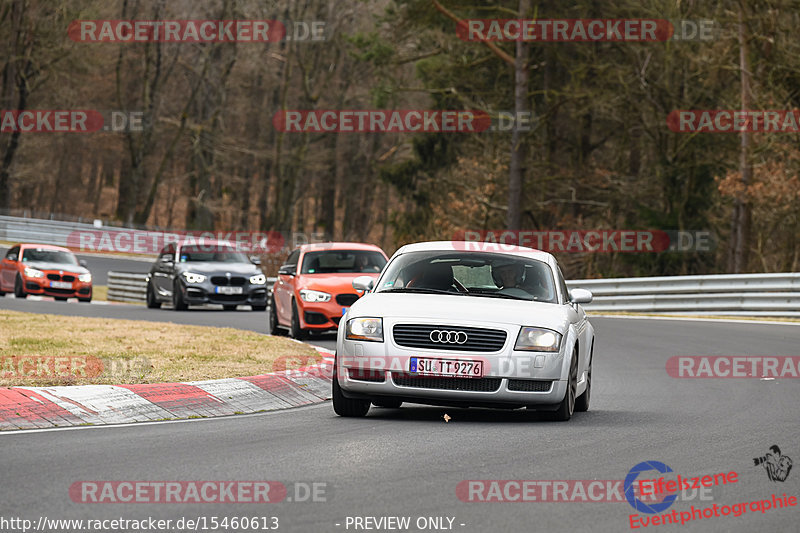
372, 399, 403, 409
146, 281, 161, 309
54, 296, 68, 301
172, 280, 188, 310
14, 275, 26, 298
269, 296, 286, 336
575, 345, 592, 412
223, 304, 238, 311
290, 300, 306, 340
252, 304, 267, 311
552, 349, 578, 421
332, 357, 370, 417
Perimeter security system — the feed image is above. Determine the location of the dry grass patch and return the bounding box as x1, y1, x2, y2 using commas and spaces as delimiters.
0, 310, 321, 386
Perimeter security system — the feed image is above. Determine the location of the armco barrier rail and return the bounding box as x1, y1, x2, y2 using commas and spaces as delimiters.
106, 271, 800, 317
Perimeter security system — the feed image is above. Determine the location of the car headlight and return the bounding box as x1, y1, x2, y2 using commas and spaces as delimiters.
249, 273, 266, 285
181, 272, 206, 284
346, 317, 383, 342
23, 267, 44, 279
78, 273, 92, 283
515, 327, 562, 352
299, 289, 331, 302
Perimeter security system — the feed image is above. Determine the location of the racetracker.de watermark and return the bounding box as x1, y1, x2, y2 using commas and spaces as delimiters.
455, 19, 716, 42
667, 110, 800, 133
67, 230, 286, 254
0, 110, 144, 133
0, 356, 150, 380
452, 230, 715, 253
69, 481, 329, 503
272, 110, 492, 133
68, 20, 286, 42
666, 356, 800, 378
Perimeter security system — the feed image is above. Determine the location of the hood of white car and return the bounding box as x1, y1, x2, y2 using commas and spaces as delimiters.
349, 292, 571, 332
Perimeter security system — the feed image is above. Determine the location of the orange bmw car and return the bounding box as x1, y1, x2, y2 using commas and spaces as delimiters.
270, 243, 388, 338
0, 244, 93, 302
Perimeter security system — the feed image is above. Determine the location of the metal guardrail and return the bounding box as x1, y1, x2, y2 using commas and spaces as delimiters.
107, 272, 278, 304
106, 270, 800, 317
567, 273, 800, 317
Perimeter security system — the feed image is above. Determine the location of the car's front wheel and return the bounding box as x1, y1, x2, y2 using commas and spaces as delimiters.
552, 349, 578, 421
14, 275, 26, 298
575, 345, 592, 412
172, 280, 188, 310
146, 280, 161, 309
268, 296, 286, 336
290, 300, 306, 340
332, 359, 370, 417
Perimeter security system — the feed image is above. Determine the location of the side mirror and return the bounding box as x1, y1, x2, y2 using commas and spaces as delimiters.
161, 253, 174, 263
249, 256, 262, 265
352, 276, 375, 292
569, 288, 593, 304
278, 264, 296, 276
79, 259, 88, 267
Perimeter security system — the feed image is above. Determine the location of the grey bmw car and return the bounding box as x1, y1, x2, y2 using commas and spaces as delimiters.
146, 241, 268, 311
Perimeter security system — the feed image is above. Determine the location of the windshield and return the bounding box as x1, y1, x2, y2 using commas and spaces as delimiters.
374, 251, 557, 302
301, 250, 387, 274
178, 245, 249, 263
21, 248, 78, 265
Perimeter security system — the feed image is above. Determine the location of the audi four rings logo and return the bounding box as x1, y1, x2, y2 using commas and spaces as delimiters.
429, 330, 468, 344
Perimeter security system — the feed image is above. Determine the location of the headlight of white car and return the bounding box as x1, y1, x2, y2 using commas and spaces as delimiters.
24, 267, 44, 278
515, 327, 562, 352
299, 289, 331, 302
249, 274, 266, 285
181, 272, 206, 284
78, 273, 92, 283
346, 317, 383, 342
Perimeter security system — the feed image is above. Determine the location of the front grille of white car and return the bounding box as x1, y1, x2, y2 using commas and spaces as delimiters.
393, 324, 507, 352
391, 373, 502, 392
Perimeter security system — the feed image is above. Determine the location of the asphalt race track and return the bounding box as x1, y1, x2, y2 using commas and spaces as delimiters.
1, 293, 798, 532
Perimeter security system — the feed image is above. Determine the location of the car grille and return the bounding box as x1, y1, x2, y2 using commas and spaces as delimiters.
392, 373, 501, 392
211, 276, 246, 286
46, 273, 76, 282
393, 324, 507, 352
335, 293, 359, 306
507, 379, 552, 392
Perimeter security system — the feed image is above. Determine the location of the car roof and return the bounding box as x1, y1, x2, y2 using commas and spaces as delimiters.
298, 242, 386, 254
392, 240, 557, 266
17, 243, 73, 253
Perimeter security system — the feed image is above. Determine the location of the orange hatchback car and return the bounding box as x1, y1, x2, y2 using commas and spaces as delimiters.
270, 243, 388, 338
0, 244, 93, 302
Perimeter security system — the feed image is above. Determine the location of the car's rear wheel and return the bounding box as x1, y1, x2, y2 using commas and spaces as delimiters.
575, 345, 592, 412
146, 280, 161, 309
290, 300, 306, 340
332, 358, 370, 417
552, 349, 578, 421
14, 275, 26, 299
223, 304, 237, 311
172, 280, 188, 310
268, 296, 286, 336
372, 399, 403, 409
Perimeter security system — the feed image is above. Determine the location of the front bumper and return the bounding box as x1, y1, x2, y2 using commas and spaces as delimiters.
298, 300, 352, 331
180, 280, 268, 306
336, 319, 571, 408
23, 276, 92, 299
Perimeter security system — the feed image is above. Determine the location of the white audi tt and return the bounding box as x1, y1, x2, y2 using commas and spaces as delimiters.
333, 241, 595, 421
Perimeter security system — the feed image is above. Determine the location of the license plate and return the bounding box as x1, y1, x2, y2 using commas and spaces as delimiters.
50, 281, 72, 289
215, 286, 243, 295
409, 357, 484, 378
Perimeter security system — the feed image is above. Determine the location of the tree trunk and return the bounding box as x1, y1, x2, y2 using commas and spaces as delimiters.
506, 0, 531, 230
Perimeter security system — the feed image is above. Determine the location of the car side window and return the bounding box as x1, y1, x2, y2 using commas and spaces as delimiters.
284, 249, 300, 268
5, 246, 19, 261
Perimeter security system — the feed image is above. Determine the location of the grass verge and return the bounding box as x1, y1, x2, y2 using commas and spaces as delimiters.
0, 310, 321, 387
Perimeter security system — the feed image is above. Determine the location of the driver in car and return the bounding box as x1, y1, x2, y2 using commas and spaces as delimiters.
493, 262, 525, 289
